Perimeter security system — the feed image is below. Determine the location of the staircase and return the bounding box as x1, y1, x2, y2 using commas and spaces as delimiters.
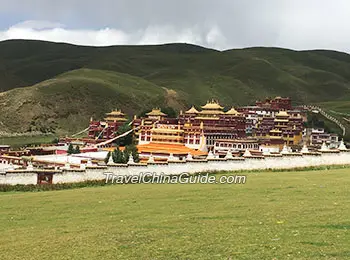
304, 105, 346, 137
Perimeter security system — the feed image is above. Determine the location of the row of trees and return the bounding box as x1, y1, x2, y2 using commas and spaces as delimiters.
105, 145, 139, 164
305, 113, 332, 134
67, 143, 81, 154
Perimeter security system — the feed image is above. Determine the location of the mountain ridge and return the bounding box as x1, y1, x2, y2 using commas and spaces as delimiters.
1, 40, 350, 135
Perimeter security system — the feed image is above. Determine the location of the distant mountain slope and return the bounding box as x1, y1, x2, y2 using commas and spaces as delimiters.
1, 40, 350, 134
0, 69, 175, 134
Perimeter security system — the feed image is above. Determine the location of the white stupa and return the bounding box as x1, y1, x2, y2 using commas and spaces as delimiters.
26, 161, 34, 171
168, 153, 176, 162
281, 144, 290, 155
186, 152, 193, 161
147, 155, 155, 163
263, 150, 271, 156
338, 139, 348, 151
63, 162, 70, 170
319, 142, 329, 152
87, 159, 93, 167
107, 154, 114, 165
206, 150, 215, 160
8, 163, 15, 171
301, 144, 310, 154
127, 153, 135, 164
243, 149, 252, 157
225, 150, 233, 159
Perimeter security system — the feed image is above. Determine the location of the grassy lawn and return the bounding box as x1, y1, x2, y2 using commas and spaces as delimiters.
0, 135, 57, 148
0, 169, 349, 259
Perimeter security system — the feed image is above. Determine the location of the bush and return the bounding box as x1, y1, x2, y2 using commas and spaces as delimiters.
67, 143, 75, 154
74, 145, 81, 154
105, 145, 140, 163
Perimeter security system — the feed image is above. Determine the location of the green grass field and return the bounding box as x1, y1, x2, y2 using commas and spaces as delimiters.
1, 168, 349, 259
0, 134, 57, 147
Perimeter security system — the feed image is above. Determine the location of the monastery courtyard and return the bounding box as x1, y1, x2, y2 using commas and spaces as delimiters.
1, 167, 349, 260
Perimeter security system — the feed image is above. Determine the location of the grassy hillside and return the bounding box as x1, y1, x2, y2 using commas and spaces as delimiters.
1, 168, 350, 259
1, 40, 350, 134
316, 101, 350, 139
0, 69, 171, 134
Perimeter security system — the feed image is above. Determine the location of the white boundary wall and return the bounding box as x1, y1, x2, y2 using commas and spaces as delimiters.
1, 151, 349, 185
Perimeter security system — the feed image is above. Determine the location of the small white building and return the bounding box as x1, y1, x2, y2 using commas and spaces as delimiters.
303, 128, 339, 148
213, 139, 260, 156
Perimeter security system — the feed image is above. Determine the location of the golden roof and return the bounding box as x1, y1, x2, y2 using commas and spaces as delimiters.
152, 128, 184, 133
225, 107, 240, 115
104, 117, 127, 122
198, 109, 224, 115
185, 106, 199, 114
201, 100, 224, 110
276, 111, 289, 117
195, 116, 220, 120
105, 109, 125, 116
146, 108, 167, 117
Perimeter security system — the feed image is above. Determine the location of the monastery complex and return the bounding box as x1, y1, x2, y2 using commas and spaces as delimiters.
88, 97, 315, 161
0, 96, 346, 185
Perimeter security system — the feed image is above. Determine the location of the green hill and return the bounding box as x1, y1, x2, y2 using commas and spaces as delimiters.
1, 39, 350, 134
0, 69, 171, 134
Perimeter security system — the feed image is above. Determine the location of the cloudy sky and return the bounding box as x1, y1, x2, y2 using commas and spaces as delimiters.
0, 0, 349, 52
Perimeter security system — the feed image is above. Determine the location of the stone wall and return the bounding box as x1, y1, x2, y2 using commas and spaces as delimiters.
0, 171, 38, 185
1, 151, 350, 185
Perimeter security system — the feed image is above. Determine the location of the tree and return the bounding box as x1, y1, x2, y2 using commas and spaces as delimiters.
161, 106, 177, 118
105, 145, 139, 164
131, 147, 139, 163
74, 145, 81, 154
123, 144, 140, 163
67, 143, 74, 155
112, 146, 125, 163
104, 151, 111, 164
115, 123, 133, 146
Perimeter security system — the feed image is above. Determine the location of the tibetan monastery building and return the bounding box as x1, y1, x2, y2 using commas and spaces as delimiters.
254, 110, 303, 147
179, 100, 246, 148
88, 109, 128, 139
133, 100, 246, 150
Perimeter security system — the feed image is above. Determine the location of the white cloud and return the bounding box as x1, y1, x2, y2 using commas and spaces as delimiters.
12, 20, 65, 30
0, 20, 229, 50
2, 0, 350, 52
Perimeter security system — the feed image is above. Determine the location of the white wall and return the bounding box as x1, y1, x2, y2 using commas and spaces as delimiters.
1, 171, 37, 185
1, 151, 350, 185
